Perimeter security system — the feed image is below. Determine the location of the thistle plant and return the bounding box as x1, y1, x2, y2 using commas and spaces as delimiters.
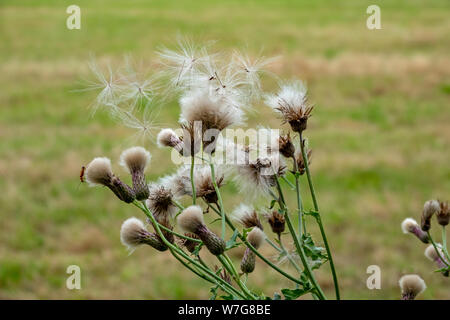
81, 38, 341, 300
399, 199, 449, 298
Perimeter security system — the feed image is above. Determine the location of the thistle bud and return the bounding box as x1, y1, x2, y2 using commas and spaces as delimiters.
294, 148, 312, 175
120, 147, 151, 200
120, 217, 167, 252
266, 210, 285, 236
85, 157, 136, 203
177, 206, 225, 256
436, 201, 449, 227
240, 227, 265, 274
398, 274, 426, 300
421, 200, 440, 231
424, 245, 449, 277
401, 218, 429, 243
157, 128, 184, 154
278, 133, 295, 158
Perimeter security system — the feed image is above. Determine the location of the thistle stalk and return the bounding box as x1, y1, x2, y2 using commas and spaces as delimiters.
190, 155, 196, 204
299, 133, 340, 300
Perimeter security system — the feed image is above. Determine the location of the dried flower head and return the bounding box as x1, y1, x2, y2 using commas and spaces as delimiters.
294, 147, 312, 175
177, 206, 225, 255
120, 147, 151, 200
421, 200, 440, 231
146, 183, 178, 225
401, 218, 429, 243
436, 201, 449, 226
85, 157, 135, 203
240, 227, 265, 274
424, 244, 449, 276
399, 274, 426, 300
265, 80, 313, 133
278, 133, 295, 158
120, 217, 167, 252
265, 210, 286, 236
233, 153, 286, 199
231, 204, 263, 230
157, 128, 184, 154
179, 233, 201, 253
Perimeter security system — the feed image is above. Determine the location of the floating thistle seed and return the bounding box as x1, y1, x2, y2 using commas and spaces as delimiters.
177, 206, 225, 255
120, 147, 151, 200
401, 218, 429, 243
398, 274, 426, 300
157, 128, 184, 154
265, 210, 285, 236
264, 80, 313, 133
85, 157, 136, 203
421, 200, 440, 231
231, 204, 263, 230
436, 201, 449, 226
120, 217, 167, 252
424, 245, 449, 277
240, 227, 265, 274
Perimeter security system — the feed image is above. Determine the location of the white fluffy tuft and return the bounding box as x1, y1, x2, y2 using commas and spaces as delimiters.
423, 200, 440, 219
120, 217, 147, 251
120, 146, 151, 173
247, 227, 265, 249
85, 157, 113, 186
399, 274, 426, 297
177, 205, 204, 233
401, 218, 418, 234
424, 244, 444, 261
157, 128, 180, 148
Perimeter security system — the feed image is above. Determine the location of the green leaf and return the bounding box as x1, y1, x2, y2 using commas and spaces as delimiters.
281, 288, 310, 300
269, 199, 277, 209
220, 294, 235, 300
209, 285, 219, 300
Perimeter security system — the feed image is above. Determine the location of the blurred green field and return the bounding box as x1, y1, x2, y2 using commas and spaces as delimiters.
1, 0, 449, 299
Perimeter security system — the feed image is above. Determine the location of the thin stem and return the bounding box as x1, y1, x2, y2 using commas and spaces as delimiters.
219, 254, 256, 300
427, 231, 450, 268
207, 202, 304, 285
157, 223, 201, 243
190, 155, 196, 205
442, 226, 450, 262
135, 201, 246, 299
281, 175, 295, 189
274, 176, 326, 300
171, 199, 184, 210
299, 132, 340, 300
278, 234, 303, 274
291, 155, 305, 237
208, 156, 226, 239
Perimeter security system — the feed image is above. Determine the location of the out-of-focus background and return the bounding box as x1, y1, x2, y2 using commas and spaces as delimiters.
1, 0, 449, 299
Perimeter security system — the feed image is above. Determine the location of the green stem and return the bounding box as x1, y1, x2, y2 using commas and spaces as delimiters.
157, 223, 201, 243
427, 231, 450, 268
207, 202, 304, 285
135, 201, 246, 299
442, 226, 450, 262
218, 254, 256, 300
274, 176, 326, 300
292, 156, 305, 237
299, 133, 340, 300
278, 234, 303, 274
208, 156, 226, 239
190, 155, 196, 205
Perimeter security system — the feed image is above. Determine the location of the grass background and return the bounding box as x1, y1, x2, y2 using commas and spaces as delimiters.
0, 0, 449, 299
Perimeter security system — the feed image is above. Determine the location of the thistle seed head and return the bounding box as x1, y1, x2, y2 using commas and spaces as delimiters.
278, 133, 295, 158
119, 146, 152, 174
146, 183, 178, 225
399, 274, 426, 300
157, 128, 183, 154
177, 205, 205, 234
85, 157, 114, 186
240, 248, 256, 274
232, 204, 263, 230
421, 200, 440, 231
120, 217, 167, 252
247, 227, 265, 249
265, 210, 285, 236
437, 201, 449, 226
401, 218, 429, 243
294, 147, 312, 176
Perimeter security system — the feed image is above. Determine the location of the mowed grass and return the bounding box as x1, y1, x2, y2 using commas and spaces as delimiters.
0, 0, 449, 299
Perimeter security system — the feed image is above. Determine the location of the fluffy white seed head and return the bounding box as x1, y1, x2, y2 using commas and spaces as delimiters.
177, 205, 204, 233
120, 217, 148, 251
424, 244, 444, 261
247, 227, 265, 249
399, 274, 426, 298
232, 204, 263, 230
120, 146, 151, 173
157, 128, 181, 148
401, 218, 419, 234
146, 183, 178, 223
85, 157, 114, 186
423, 200, 440, 220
